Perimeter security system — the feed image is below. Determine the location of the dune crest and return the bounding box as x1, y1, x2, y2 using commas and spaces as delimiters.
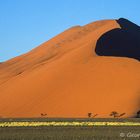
0, 19, 140, 118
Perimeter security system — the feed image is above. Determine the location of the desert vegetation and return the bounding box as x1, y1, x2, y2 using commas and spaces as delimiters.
87, 113, 98, 118
41, 113, 47, 117
136, 110, 140, 118
110, 111, 126, 118
0, 118, 140, 140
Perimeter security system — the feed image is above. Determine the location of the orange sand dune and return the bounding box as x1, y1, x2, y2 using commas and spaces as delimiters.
0, 19, 140, 118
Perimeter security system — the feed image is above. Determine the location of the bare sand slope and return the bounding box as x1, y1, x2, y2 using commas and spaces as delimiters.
0, 19, 140, 118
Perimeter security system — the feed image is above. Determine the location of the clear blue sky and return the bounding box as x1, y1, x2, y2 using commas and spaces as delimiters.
0, 0, 140, 61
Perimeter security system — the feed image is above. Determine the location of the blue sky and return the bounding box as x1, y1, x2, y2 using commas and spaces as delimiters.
0, 0, 140, 61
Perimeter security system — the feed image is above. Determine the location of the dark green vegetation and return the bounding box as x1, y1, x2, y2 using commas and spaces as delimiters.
0, 118, 140, 140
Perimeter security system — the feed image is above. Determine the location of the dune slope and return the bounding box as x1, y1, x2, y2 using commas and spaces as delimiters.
0, 19, 140, 118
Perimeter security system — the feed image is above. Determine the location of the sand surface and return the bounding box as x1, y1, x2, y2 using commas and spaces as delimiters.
0, 19, 140, 118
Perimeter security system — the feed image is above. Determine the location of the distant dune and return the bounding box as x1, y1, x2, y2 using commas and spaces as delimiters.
0, 18, 140, 118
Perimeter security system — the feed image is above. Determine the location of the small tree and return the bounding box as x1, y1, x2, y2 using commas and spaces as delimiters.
110, 111, 125, 118
136, 110, 140, 118
110, 111, 119, 118
88, 112, 92, 118
41, 113, 47, 117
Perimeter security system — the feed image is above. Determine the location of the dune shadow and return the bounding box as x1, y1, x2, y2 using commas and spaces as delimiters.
95, 18, 140, 61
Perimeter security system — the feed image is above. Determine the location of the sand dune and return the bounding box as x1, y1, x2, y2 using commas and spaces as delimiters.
0, 19, 140, 118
